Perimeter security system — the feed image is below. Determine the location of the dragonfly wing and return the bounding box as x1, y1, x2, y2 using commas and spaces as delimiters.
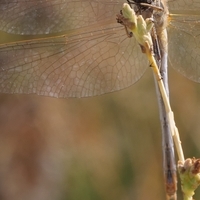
0, 24, 148, 98
168, 0, 200, 82
0, 0, 126, 35
168, 0, 200, 11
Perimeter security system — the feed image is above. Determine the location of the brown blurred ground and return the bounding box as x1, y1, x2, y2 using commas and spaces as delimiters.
0, 66, 199, 200
0, 34, 200, 200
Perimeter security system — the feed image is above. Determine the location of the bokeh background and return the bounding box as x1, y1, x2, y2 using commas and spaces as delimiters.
0, 33, 200, 199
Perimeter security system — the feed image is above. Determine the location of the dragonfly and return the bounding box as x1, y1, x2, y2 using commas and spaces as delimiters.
0, 0, 199, 199
0, 0, 199, 98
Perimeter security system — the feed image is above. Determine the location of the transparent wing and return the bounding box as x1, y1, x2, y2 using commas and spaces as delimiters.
0, 1, 148, 98
0, 0, 127, 35
168, 0, 200, 82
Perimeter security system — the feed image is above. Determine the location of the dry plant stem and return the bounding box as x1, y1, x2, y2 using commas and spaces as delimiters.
119, 4, 185, 198
146, 50, 185, 163
120, 0, 184, 164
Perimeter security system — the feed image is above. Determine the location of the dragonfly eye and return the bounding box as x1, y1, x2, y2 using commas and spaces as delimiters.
127, 0, 154, 5
127, 0, 155, 14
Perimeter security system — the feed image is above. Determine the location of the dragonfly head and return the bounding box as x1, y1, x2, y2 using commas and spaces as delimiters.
127, 0, 155, 9
128, 0, 154, 4
127, 0, 156, 19
127, 0, 168, 31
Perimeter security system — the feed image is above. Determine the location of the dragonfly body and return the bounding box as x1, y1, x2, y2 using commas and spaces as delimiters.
117, 1, 177, 198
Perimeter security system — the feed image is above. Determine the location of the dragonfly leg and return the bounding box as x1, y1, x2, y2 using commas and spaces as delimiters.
116, 13, 135, 38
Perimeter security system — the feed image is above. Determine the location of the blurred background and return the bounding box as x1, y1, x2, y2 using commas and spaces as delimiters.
0, 1, 200, 198
0, 45, 200, 200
